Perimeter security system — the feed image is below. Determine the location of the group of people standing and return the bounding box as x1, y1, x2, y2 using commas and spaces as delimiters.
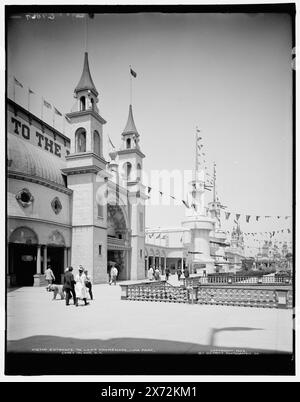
63, 265, 93, 306
45, 264, 93, 306
147, 265, 190, 284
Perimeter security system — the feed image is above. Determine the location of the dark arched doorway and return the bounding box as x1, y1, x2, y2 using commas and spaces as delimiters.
9, 227, 38, 286
107, 204, 129, 280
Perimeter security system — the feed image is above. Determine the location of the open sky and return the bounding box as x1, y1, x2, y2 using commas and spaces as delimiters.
7, 11, 293, 255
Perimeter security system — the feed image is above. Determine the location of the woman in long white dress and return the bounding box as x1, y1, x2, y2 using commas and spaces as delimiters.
75, 266, 89, 306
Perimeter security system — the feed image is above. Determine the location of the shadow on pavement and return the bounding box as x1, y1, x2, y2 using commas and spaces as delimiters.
7, 334, 284, 354
209, 327, 264, 346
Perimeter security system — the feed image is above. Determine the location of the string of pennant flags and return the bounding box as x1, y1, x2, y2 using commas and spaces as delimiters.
222, 211, 291, 223
12, 75, 69, 131
224, 228, 292, 237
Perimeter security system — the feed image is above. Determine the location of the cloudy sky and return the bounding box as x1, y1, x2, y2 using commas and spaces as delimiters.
7, 11, 293, 255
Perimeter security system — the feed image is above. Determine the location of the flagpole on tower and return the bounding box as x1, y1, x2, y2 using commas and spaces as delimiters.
129, 65, 132, 105
195, 127, 198, 176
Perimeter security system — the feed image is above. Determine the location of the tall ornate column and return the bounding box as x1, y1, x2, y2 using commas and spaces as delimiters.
43, 245, 48, 274
64, 247, 68, 270
34, 245, 42, 286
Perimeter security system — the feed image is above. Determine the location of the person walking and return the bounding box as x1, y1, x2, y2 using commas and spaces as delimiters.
84, 268, 93, 300
165, 266, 170, 281
154, 267, 160, 281
45, 265, 55, 291
177, 267, 182, 282
148, 266, 154, 281
63, 266, 76, 306
110, 265, 118, 285
107, 263, 112, 284
75, 267, 89, 306
183, 266, 190, 287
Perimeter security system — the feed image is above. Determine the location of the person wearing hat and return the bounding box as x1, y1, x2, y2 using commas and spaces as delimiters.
84, 268, 93, 300
63, 266, 77, 306
45, 264, 55, 291
74, 266, 89, 306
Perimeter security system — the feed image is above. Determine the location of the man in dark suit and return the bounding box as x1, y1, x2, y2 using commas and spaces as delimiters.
63, 266, 77, 306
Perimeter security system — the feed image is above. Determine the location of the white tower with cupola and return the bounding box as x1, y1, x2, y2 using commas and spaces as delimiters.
116, 104, 147, 279
62, 52, 109, 283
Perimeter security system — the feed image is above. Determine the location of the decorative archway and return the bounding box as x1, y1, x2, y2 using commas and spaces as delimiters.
9, 226, 38, 244
9, 227, 39, 286
47, 230, 66, 247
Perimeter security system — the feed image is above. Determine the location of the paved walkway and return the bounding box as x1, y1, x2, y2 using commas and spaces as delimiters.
7, 282, 293, 354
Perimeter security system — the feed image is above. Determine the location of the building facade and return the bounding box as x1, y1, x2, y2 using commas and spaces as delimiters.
7, 52, 244, 287
7, 52, 147, 287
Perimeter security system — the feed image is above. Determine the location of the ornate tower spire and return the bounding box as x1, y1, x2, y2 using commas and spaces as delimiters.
75, 52, 98, 97
121, 104, 141, 151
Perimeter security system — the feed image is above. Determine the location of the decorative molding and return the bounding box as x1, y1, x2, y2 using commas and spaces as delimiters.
8, 215, 72, 229
66, 151, 107, 166
117, 149, 145, 159
8, 171, 72, 195
61, 165, 102, 175
66, 110, 106, 125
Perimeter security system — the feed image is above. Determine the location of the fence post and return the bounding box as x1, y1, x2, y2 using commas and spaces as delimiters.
120, 284, 128, 300
275, 289, 289, 309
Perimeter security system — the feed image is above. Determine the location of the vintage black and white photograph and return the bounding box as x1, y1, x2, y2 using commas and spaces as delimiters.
4, 4, 295, 376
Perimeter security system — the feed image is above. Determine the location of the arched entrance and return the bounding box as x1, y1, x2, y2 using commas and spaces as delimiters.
107, 204, 130, 280
47, 230, 66, 284
9, 227, 38, 286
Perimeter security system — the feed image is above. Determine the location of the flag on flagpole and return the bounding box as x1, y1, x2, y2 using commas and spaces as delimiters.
54, 107, 62, 116
108, 135, 115, 149
225, 212, 231, 220
43, 99, 52, 109
130, 68, 137, 78
14, 77, 23, 88
182, 200, 189, 208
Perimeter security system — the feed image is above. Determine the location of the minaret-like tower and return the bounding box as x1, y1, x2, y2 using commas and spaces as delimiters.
182, 129, 215, 275
62, 52, 109, 283
116, 104, 147, 279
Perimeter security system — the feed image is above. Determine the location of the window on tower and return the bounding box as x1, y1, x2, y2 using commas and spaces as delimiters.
94, 130, 101, 156
137, 163, 142, 181
123, 162, 132, 181
75, 128, 86, 153
80, 96, 86, 111
126, 138, 131, 149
